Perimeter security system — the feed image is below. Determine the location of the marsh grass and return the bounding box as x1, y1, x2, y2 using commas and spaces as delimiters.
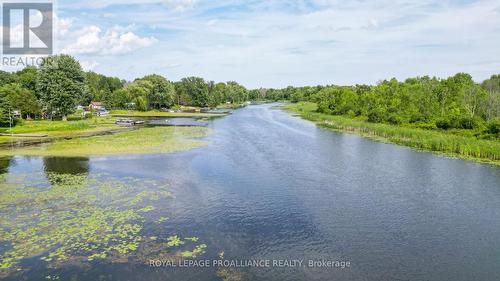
0, 126, 209, 157
285, 102, 500, 165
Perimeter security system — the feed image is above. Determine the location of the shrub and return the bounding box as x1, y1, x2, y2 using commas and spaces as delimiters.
387, 114, 404, 125
487, 119, 500, 134
367, 108, 385, 123
436, 117, 460, 130
413, 122, 437, 130
459, 116, 483, 130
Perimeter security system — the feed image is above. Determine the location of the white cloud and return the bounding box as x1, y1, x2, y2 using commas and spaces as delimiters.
80, 60, 100, 71
163, 0, 196, 11
62, 25, 157, 55
35, 0, 500, 87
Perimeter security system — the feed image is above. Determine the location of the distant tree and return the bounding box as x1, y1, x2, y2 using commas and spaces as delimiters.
15, 67, 37, 93
85, 71, 124, 105
0, 83, 40, 118
0, 71, 16, 86
177, 77, 209, 107
210, 82, 227, 107
140, 74, 175, 109
124, 80, 153, 111
106, 89, 129, 109
36, 55, 87, 120
226, 81, 248, 104
481, 75, 500, 120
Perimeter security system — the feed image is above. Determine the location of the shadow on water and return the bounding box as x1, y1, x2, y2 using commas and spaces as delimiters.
43, 157, 90, 175
0, 158, 12, 175
43, 157, 90, 186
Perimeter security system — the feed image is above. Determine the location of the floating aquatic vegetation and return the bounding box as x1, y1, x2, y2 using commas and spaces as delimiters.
166, 236, 185, 248
216, 250, 246, 281
156, 217, 169, 223
179, 244, 207, 258
0, 171, 205, 278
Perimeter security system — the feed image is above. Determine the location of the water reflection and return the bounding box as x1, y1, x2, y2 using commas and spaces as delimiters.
43, 157, 90, 185
0, 157, 12, 175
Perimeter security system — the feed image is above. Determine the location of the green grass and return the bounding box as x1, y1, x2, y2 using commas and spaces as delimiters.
285, 102, 500, 165
110, 110, 227, 118
0, 126, 209, 157
0, 118, 120, 143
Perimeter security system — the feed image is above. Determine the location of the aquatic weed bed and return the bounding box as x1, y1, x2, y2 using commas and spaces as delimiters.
0, 172, 207, 279
0, 127, 209, 157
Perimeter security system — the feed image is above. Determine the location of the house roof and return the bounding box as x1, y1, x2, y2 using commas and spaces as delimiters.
90, 102, 103, 106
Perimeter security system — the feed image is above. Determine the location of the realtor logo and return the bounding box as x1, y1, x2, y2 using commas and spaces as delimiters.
2, 2, 53, 55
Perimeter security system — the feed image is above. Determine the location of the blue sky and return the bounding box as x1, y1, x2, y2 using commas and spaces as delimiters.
50, 0, 500, 87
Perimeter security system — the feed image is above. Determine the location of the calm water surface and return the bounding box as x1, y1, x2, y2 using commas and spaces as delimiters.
2, 104, 500, 281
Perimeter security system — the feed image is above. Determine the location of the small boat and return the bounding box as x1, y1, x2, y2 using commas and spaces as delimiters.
134, 120, 145, 125
115, 119, 135, 126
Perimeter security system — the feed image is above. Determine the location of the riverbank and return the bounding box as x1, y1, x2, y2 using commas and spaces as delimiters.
0, 118, 125, 144
285, 102, 500, 165
0, 126, 208, 157
110, 110, 227, 118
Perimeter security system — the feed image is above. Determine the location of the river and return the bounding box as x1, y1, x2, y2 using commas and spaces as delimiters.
1, 103, 500, 281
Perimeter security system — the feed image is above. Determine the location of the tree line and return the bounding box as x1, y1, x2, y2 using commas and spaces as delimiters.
264, 74, 500, 138
1, 54, 499, 137
0, 55, 251, 125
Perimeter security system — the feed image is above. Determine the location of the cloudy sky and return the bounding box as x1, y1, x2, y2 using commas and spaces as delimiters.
22, 0, 500, 87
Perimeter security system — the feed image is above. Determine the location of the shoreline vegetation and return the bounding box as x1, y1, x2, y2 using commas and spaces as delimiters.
0, 108, 224, 144
0, 126, 209, 157
285, 102, 500, 165
110, 110, 227, 118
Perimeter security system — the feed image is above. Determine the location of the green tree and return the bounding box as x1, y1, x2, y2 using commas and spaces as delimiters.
15, 67, 38, 93
36, 55, 87, 120
226, 81, 248, 104
177, 77, 209, 107
140, 74, 175, 109
124, 80, 153, 111
0, 71, 16, 86
1, 83, 40, 118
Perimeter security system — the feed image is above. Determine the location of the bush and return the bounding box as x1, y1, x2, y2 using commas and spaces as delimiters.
487, 119, 500, 134
413, 122, 437, 130
459, 116, 483, 130
387, 114, 404, 125
367, 108, 385, 123
436, 117, 460, 130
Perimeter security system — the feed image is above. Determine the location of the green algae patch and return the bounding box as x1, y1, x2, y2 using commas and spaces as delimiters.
0, 172, 183, 277
0, 126, 209, 157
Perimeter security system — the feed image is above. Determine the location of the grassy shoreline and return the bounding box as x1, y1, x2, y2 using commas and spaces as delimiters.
285, 102, 500, 166
0, 126, 208, 157
110, 110, 227, 118
0, 118, 124, 144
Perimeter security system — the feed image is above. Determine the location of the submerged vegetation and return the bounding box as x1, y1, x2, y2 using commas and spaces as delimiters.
286, 102, 500, 165
0, 126, 209, 157
0, 172, 207, 278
